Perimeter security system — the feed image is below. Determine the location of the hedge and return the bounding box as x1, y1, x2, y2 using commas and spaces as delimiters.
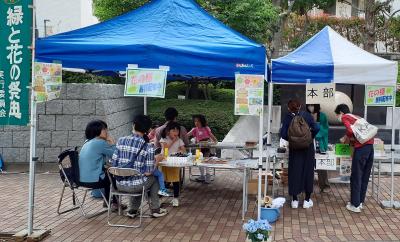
148, 99, 238, 141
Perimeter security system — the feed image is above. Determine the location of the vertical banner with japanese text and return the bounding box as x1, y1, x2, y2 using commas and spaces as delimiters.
306, 83, 335, 104
234, 74, 264, 116
0, 0, 32, 125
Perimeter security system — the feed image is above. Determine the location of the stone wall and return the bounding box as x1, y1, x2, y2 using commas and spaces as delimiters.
0, 83, 143, 164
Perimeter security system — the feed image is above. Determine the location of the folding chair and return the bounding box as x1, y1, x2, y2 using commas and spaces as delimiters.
57, 148, 108, 218
107, 167, 150, 228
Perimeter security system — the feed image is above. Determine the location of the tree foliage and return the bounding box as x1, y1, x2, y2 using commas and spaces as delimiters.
93, 0, 148, 21
93, 0, 280, 44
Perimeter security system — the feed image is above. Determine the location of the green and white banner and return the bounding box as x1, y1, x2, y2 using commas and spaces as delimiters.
0, 0, 32, 125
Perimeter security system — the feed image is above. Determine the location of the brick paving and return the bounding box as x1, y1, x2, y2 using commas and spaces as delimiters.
1, 171, 400, 241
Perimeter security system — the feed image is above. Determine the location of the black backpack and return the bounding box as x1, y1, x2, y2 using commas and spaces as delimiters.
58, 147, 80, 188
288, 112, 312, 150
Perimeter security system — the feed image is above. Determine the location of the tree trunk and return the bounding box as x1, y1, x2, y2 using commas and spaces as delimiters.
363, 0, 376, 53
271, 0, 288, 58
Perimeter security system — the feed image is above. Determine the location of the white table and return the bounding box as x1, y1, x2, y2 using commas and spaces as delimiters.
160, 159, 258, 220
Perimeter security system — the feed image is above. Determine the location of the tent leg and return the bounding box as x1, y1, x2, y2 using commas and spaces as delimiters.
381, 101, 399, 209
266, 82, 273, 145
144, 97, 147, 115
257, 108, 264, 220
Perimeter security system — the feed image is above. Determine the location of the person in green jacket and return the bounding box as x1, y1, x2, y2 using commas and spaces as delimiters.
306, 104, 330, 193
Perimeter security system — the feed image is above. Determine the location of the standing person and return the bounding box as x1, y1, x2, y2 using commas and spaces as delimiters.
281, 100, 320, 209
306, 104, 330, 193
187, 114, 218, 184
111, 115, 168, 218
335, 104, 374, 213
154, 107, 189, 149
160, 122, 186, 207
78, 120, 119, 210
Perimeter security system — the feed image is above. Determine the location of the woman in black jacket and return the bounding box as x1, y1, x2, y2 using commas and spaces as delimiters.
280, 100, 320, 209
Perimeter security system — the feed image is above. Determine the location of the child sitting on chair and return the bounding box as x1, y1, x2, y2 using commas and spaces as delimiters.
187, 114, 218, 184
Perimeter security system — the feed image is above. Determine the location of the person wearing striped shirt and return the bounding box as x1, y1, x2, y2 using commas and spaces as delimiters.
111, 115, 167, 218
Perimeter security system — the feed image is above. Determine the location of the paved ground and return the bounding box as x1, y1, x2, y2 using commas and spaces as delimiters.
1, 170, 400, 242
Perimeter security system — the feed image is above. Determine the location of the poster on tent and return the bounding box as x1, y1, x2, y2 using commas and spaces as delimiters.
234, 74, 264, 116
124, 68, 167, 98
365, 85, 395, 106
306, 83, 335, 104
0, 0, 32, 125
33, 62, 63, 103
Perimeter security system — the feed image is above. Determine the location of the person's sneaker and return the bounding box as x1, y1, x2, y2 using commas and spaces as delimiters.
204, 174, 211, 184
195, 176, 205, 182
158, 188, 172, 197
151, 208, 168, 218
347, 202, 363, 209
171, 198, 179, 207
346, 203, 361, 213
303, 199, 314, 209
291, 200, 299, 209
126, 209, 138, 218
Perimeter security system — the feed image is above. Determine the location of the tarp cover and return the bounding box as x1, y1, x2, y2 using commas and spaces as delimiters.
272, 26, 397, 85
35, 0, 266, 79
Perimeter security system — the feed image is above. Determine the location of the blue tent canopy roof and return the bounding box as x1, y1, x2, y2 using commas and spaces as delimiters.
36, 0, 266, 80
271, 26, 397, 85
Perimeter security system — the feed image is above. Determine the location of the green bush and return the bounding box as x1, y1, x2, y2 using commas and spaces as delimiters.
148, 99, 238, 141
63, 71, 123, 84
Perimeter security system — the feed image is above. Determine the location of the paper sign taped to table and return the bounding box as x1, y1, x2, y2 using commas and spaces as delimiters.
340, 158, 352, 176
316, 158, 336, 170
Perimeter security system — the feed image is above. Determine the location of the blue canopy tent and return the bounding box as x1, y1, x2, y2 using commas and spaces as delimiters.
35, 0, 267, 80
36, 0, 268, 220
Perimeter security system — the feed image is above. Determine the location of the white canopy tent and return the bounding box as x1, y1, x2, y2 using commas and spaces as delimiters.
266, 26, 398, 208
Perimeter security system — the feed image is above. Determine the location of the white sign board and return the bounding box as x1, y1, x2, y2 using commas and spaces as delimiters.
316, 158, 336, 170
306, 83, 335, 104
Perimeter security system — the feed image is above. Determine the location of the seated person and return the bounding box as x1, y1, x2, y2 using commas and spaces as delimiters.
111, 115, 167, 218
78, 120, 119, 209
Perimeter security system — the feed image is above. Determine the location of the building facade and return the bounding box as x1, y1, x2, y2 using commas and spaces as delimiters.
36, 0, 98, 37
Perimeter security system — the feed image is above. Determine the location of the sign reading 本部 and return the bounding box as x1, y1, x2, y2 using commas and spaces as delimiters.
33, 62, 62, 103
305, 83, 335, 104
316, 157, 336, 170
365, 85, 395, 106
124, 68, 167, 98
234, 74, 264, 116
0, 0, 32, 125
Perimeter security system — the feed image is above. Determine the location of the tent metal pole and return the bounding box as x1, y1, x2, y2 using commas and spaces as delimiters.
390, 103, 395, 207
267, 82, 273, 144
144, 97, 147, 115
28, 0, 37, 235
364, 85, 368, 120
381, 86, 397, 209
257, 107, 263, 220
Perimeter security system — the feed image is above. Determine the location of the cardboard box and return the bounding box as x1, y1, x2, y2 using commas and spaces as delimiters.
248, 178, 266, 195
